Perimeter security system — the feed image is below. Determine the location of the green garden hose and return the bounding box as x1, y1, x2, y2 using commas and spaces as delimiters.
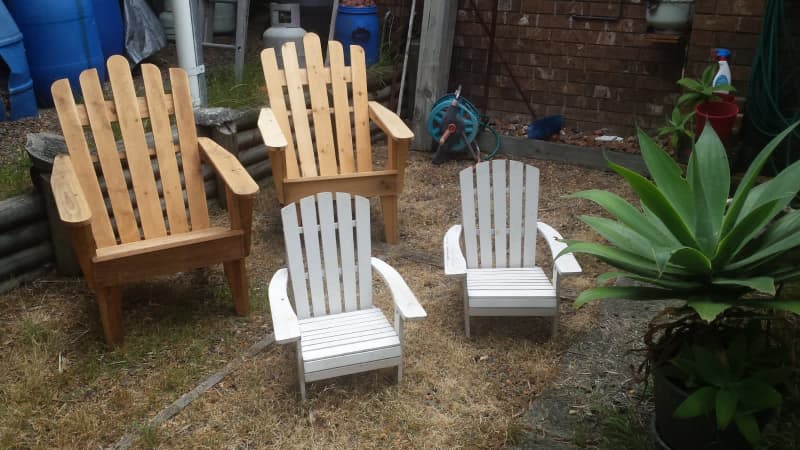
744, 0, 800, 174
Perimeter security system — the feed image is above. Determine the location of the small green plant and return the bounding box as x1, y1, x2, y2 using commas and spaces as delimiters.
676, 65, 736, 110
669, 330, 789, 444
205, 60, 266, 109
656, 106, 695, 151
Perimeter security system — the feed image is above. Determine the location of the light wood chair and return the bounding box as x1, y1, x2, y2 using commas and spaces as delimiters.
443, 160, 582, 338
268, 192, 426, 400
258, 33, 413, 244
50, 55, 259, 346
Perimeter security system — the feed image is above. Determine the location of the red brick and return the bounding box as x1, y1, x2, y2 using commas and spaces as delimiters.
521, 0, 555, 14
690, 30, 716, 47
498, 0, 522, 12
693, 14, 740, 31
552, 55, 585, 70
736, 16, 762, 33
555, 1, 587, 15
694, 0, 717, 14
716, 0, 764, 16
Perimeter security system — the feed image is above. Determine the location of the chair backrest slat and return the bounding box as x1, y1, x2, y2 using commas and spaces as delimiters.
507, 161, 524, 267
282, 203, 311, 318
299, 195, 328, 316
170, 67, 209, 230
303, 34, 338, 176
475, 162, 492, 267
459, 167, 479, 267
282, 193, 373, 320
78, 69, 139, 243
492, 161, 507, 267
460, 160, 540, 269
522, 164, 539, 266
142, 64, 189, 234
317, 192, 342, 314
335, 192, 359, 311
350, 46, 372, 172
328, 41, 356, 174
282, 42, 317, 177
75, 95, 175, 125
51, 78, 117, 248
108, 56, 167, 239
354, 193, 373, 308
260, 49, 300, 178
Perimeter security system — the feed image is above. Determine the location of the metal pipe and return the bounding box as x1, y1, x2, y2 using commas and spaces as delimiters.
481, 0, 499, 115
571, 0, 623, 21
396, 0, 417, 116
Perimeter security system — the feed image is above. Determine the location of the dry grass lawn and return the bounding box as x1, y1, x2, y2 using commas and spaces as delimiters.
0, 149, 633, 449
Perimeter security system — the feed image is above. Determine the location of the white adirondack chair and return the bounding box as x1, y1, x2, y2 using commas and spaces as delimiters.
269, 192, 427, 400
443, 160, 582, 338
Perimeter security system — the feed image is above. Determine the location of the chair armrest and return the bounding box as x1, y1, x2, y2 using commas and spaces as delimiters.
258, 107, 288, 149
51, 154, 92, 227
444, 225, 467, 276
198, 137, 259, 197
268, 268, 301, 344
537, 221, 582, 276
371, 257, 427, 321
368, 101, 413, 141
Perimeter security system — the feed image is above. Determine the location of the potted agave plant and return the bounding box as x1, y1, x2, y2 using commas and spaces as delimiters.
560, 121, 800, 449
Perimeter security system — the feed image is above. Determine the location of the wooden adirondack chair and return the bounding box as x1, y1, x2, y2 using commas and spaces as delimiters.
268, 192, 426, 400
50, 55, 259, 346
443, 160, 582, 338
258, 33, 413, 244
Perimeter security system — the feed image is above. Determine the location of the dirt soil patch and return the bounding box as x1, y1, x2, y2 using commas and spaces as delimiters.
0, 137, 639, 448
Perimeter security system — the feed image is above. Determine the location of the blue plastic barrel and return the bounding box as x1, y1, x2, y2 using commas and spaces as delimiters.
6, 0, 106, 106
334, 5, 380, 65
0, 1, 37, 120
92, 0, 124, 60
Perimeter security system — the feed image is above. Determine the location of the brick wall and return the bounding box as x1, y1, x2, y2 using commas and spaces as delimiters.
376, 0, 766, 135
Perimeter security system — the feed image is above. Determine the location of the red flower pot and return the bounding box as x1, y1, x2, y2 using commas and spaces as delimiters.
695, 100, 739, 146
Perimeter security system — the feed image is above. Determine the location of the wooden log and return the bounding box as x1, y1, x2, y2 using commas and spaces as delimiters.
236, 128, 262, 150
35, 173, 81, 276
245, 160, 271, 181
238, 144, 268, 167
0, 193, 45, 231
0, 264, 52, 296
0, 221, 50, 256
0, 242, 54, 280
235, 109, 260, 130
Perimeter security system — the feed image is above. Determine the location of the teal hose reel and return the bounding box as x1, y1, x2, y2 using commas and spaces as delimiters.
426, 86, 500, 164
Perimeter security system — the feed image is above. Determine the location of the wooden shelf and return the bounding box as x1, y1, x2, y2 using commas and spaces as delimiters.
644, 32, 685, 44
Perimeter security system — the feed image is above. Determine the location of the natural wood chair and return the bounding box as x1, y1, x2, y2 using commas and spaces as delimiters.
50, 55, 259, 346
258, 33, 413, 244
443, 160, 582, 338
269, 192, 426, 400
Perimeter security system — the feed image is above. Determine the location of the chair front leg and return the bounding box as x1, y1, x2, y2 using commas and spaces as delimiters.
267, 148, 286, 204
394, 309, 404, 383
380, 195, 399, 244
96, 286, 123, 346
296, 341, 307, 401
223, 259, 249, 315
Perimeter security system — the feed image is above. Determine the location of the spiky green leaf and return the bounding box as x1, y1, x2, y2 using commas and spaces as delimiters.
712, 277, 775, 295
573, 286, 678, 308
715, 199, 784, 268
637, 129, 695, 226
716, 390, 738, 429
686, 297, 734, 322
734, 414, 761, 446
608, 161, 700, 248
722, 121, 800, 236
687, 124, 729, 254
674, 386, 716, 418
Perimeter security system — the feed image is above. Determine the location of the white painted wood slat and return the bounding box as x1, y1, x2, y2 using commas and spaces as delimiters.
492, 161, 507, 268
508, 161, 524, 267
300, 195, 327, 317
336, 192, 359, 312
476, 162, 492, 268
522, 165, 539, 267
316, 193, 342, 314
282, 204, 311, 319
303, 336, 400, 362
460, 168, 478, 268
355, 195, 372, 308
305, 351, 402, 381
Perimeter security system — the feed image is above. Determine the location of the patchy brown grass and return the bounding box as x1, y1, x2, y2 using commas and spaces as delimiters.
0, 149, 632, 449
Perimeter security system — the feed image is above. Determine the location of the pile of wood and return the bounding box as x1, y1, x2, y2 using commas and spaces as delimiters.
0, 193, 53, 294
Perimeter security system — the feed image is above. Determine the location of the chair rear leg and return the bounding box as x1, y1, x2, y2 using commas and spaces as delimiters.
379, 195, 399, 244
96, 286, 123, 346
223, 259, 249, 315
